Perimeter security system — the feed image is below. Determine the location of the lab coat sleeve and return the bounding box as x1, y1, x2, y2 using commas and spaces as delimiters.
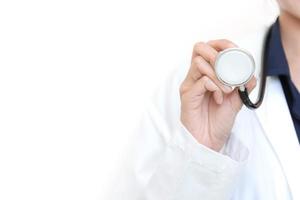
109, 67, 249, 200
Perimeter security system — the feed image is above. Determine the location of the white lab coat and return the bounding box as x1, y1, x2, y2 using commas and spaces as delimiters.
109, 24, 300, 200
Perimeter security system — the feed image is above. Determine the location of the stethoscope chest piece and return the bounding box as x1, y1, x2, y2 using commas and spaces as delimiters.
214, 48, 262, 109
215, 48, 255, 87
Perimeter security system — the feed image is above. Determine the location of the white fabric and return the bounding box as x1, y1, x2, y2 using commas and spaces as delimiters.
109, 25, 300, 200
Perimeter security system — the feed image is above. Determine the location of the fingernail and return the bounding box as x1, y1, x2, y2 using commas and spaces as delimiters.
224, 85, 233, 93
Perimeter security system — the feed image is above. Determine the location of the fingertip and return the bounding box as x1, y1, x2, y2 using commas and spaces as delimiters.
214, 90, 223, 105
219, 95, 224, 104
223, 85, 234, 94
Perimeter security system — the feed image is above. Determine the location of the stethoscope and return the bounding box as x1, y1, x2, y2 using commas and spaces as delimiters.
214, 30, 270, 109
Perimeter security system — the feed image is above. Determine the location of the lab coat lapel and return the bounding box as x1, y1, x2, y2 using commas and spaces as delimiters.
256, 77, 300, 199
249, 27, 300, 199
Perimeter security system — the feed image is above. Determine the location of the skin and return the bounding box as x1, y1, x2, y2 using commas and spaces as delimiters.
278, 2, 300, 91
180, 0, 300, 152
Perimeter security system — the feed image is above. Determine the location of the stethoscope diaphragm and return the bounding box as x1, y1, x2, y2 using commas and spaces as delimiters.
214, 47, 261, 109
215, 48, 255, 87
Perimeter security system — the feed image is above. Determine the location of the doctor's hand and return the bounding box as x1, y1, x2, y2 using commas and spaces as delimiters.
180, 39, 256, 152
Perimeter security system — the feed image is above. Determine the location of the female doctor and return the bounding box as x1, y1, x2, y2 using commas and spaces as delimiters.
110, 0, 300, 199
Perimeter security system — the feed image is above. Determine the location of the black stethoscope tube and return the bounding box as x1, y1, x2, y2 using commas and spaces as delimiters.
237, 27, 271, 109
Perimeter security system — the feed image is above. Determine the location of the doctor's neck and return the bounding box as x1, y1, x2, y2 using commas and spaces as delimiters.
279, 11, 300, 90
279, 11, 300, 55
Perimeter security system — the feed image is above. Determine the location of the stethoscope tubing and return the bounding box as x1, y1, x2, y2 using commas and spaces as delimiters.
237, 27, 271, 109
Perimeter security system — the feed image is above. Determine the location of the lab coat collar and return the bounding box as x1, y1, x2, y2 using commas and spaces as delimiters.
245, 24, 300, 199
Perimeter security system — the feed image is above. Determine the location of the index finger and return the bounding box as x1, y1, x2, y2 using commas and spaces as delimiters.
207, 39, 237, 51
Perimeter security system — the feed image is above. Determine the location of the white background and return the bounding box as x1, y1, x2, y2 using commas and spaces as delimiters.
0, 0, 278, 199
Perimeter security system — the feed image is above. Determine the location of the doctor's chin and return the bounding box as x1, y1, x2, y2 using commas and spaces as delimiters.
108, 0, 300, 199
